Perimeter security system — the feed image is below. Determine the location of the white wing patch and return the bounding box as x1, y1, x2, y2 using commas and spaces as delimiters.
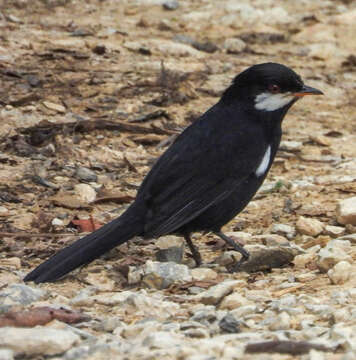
256, 145, 271, 177
255, 92, 295, 111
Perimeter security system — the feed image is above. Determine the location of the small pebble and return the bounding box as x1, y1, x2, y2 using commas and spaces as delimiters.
296, 216, 324, 236
337, 197, 356, 225
271, 223, 296, 239
327, 261, 352, 285
324, 225, 345, 237
191, 268, 218, 281
51, 218, 64, 226
223, 38, 246, 53
317, 240, 352, 272
163, 0, 179, 11
219, 313, 241, 333
220, 292, 251, 310
0, 206, 9, 214
74, 183, 96, 203
75, 167, 98, 182
196, 280, 243, 305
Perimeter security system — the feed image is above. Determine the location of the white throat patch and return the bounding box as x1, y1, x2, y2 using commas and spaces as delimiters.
255, 92, 295, 111
256, 145, 271, 177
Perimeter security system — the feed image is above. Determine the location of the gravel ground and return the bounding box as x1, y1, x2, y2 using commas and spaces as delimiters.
0, 0, 355, 359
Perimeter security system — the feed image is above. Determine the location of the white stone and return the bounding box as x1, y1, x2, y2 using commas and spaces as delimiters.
337, 197, 356, 225
0, 206, 8, 213
333, 308, 351, 323
293, 253, 316, 268
309, 349, 325, 360
271, 223, 296, 239
0, 257, 21, 269
143, 260, 192, 283
70, 286, 97, 306
294, 23, 336, 43
337, 234, 356, 244
125, 39, 204, 58
0, 328, 80, 356
85, 272, 115, 291
196, 280, 243, 305
51, 218, 64, 226
0, 284, 46, 306
43, 101, 66, 113
191, 268, 218, 281
220, 292, 251, 310
93, 290, 180, 319
182, 11, 212, 23
142, 331, 183, 349
316, 240, 352, 272
296, 216, 324, 236
264, 7, 291, 24
74, 183, 96, 203
307, 43, 340, 61
156, 235, 184, 249
280, 140, 303, 152
230, 305, 256, 318
153, 40, 204, 57
223, 38, 246, 54
225, 231, 252, 242
253, 234, 289, 246
268, 311, 291, 330
223, 2, 263, 24
324, 225, 345, 237
328, 261, 352, 285
0, 349, 14, 360
120, 319, 161, 339
333, 8, 356, 25
127, 266, 144, 285
330, 323, 355, 351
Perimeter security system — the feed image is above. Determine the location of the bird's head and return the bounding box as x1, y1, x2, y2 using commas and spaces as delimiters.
222, 63, 323, 112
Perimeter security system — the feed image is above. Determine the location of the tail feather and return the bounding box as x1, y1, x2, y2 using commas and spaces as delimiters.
24, 203, 144, 283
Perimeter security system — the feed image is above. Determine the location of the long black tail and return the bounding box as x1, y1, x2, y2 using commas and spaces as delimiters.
24, 203, 144, 283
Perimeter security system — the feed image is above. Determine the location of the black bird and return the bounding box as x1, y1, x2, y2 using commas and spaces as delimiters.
24, 63, 323, 283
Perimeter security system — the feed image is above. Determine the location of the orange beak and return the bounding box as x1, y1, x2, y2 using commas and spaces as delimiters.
294, 85, 323, 97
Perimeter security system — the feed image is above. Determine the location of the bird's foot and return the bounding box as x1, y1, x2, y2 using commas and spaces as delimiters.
184, 234, 202, 267
214, 231, 250, 272
190, 252, 202, 267
227, 252, 250, 273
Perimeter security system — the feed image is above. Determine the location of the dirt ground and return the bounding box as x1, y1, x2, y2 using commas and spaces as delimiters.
0, 0, 355, 359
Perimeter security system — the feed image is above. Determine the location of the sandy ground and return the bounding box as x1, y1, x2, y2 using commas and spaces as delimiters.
0, 0, 355, 359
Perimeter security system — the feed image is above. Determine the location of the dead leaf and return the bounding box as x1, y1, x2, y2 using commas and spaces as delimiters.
72, 217, 103, 232
273, 283, 305, 297
0, 307, 90, 327
93, 194, 135, 204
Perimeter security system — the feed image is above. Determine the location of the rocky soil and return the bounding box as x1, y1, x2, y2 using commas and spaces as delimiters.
0, 0, 355, 359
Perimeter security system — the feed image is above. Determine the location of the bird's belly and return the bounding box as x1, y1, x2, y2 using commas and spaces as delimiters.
179, 175, 265, 233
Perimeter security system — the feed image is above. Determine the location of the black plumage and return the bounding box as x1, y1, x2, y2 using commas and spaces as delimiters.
24, 63, 322, 283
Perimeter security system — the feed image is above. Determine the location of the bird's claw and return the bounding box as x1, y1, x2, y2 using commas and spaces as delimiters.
227, 252, 250, 273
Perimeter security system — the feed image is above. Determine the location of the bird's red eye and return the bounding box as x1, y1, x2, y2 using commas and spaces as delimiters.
268, 84, 280, 94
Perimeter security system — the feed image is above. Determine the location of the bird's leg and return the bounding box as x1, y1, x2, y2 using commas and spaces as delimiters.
184, 234, 202, 266
214, 231, 249, 272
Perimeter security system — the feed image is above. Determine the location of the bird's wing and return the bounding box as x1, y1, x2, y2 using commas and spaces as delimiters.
139, 105, 267, 237
144, 175, 237, 237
